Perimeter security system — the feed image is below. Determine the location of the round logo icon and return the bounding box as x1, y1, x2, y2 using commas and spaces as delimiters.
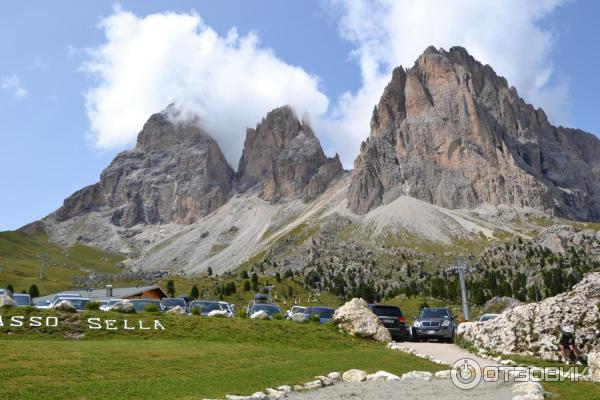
450, 358, 482, 390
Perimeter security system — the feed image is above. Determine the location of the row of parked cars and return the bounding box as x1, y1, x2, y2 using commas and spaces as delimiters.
5, 288, 494, 343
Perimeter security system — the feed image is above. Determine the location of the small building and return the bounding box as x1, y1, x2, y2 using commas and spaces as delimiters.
36, 285, 168, 302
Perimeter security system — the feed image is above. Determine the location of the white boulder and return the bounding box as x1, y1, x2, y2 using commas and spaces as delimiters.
166, 306, 187, 315
264, 388, 286, 399
250, 310, 270, 320
401, 371, 433, 381
54, 299, 76, 312
327, 372, 342, 383
208, 310, 229, 318
302, 380, 323, 390
434, 370, 456, 380
315, 376, 333, 386
342, 369, 368, 382
366, 371, 401, 381
333, 298, 392, 342
290, 312, 308, 322
112, 300, 134, 313
0, 294, 16, 307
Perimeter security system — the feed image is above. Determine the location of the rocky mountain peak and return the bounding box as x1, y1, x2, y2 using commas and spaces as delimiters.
55, 108, 234, 227
238, 105, 343, 203
348, 46, 600, 221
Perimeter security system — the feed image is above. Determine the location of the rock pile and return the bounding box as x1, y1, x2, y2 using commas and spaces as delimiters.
333, 298, 392, 342
458, 272, 600, 360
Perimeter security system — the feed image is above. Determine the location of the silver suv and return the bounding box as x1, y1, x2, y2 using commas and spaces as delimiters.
411, 307, 456, 343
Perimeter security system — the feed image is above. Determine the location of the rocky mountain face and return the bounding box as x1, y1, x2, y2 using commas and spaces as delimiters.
237, 105, 343, 203
52, 105, 341, 232
55, 109, 234, 227
348, 46, 600, 221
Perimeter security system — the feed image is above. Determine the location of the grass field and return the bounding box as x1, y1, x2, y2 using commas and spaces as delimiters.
0, 229, 123, 295
0, 307, 444, 399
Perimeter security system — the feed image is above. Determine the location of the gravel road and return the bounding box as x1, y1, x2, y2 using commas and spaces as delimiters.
286, 379, 515, 400
288, 342, 515, 400
398, 341, 499, 367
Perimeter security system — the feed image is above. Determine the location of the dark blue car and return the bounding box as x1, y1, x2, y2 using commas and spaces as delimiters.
305, 306, 336, 323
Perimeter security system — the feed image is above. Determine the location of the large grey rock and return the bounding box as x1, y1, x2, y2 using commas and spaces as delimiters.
348, 46, 600, 222
458, 272, 600, 360
54, 107, 234, 227
333, 298, 392, 342
238, 105, 343, 203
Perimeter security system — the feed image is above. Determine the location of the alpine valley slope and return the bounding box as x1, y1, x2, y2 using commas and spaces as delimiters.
37, 46, 600, 277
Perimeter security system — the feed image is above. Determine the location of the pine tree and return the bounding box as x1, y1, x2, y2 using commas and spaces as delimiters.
190, 285, 199, 299
166, 280, 175, 297
207, 267, 213, 276
243, 280, 251, 291
28, 284, 39, 298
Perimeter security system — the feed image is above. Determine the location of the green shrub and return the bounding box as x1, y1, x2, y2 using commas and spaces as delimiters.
191, 306, 201, 316
311, 315, 321, 323
274, 314, 284, 320
144, 304, 160, 313
86, 301, 101, 310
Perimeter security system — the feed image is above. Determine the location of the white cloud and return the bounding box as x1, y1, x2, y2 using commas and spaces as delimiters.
83, 8, 329, 165
1, 74, 28, 99
321, 0, 572, 167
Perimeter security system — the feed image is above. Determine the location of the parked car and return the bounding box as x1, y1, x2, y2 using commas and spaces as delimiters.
0, 288, 13, 297
411, 307, 456, 343
53, 296, 90, 311
248, 302, 282, 319
219, 301, 235, 316
100, 299, 125, 311
130, 299, 163, 313
189, 300, 231, 316
43, 293, 82, 308
285, 306, 307, 319
478, 313, 501, 322
12, 293, 32, 306
160, 297, 187, 311
369, 304, 409, 341
304, 306, 335, 323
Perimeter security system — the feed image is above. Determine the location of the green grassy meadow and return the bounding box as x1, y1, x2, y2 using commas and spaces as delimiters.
0, 229, 123, 295
0, 307, 444, 399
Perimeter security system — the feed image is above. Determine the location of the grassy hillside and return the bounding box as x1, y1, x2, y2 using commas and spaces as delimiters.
0, 307, 443, 399
0, 229, 123, 296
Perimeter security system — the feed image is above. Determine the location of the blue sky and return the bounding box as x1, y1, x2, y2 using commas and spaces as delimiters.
1, 0, 599, 231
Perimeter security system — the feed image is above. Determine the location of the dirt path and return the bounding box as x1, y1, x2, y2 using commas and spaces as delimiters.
397, 341, 499, 367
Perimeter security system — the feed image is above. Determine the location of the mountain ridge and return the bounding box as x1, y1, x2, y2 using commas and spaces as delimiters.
30, 45, 600, 278
348, 46, 600, 221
